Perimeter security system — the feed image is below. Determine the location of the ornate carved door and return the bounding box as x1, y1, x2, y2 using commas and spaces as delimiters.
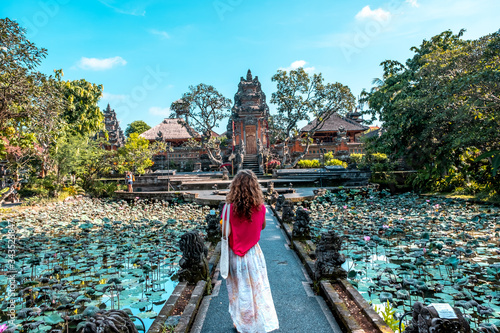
245, 126, 257, 154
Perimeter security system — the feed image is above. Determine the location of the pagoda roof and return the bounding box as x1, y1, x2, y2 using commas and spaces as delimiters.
140, 118, 200, 140
300, 113, 369, 132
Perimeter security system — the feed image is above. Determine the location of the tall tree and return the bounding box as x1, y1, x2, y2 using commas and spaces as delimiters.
115, 133, 166, 174
270, 67, 355, 167
125, 120, 151, 137
59, 78, 104, 137
170, 83, 231, 165
361, 29, 500, 190
0, 18, 47, 133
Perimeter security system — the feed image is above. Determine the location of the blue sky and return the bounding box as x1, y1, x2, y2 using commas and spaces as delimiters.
2, 0, 499, 133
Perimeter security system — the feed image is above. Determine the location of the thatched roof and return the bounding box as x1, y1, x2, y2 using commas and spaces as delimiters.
140, 118, 200, 140
301, 113, 368, 132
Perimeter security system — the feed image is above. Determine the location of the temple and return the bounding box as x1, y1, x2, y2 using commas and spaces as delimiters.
227, 70, 270, 153
101, 104, 125, 150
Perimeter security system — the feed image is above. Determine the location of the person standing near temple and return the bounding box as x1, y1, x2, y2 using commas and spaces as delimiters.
222, 169, 279, 333
125, 171, 134, 193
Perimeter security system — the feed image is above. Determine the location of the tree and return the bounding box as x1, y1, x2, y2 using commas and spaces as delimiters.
125, 120, 151, 137
270, 67, 355, 167
361, 29, 500, 192
0, 18, 47, 133
116, 133, 166, 174
170, 83, 231, 165
59, 78, 104, 137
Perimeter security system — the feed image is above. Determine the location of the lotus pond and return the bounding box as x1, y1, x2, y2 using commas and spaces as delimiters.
303, 189, 500, 332
0, 198, 209, 332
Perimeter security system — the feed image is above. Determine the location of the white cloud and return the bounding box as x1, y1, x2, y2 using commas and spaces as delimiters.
149, 107, 171, 117
406, 0, 419, 7
77, 56, 127, 71
355, 6, 391, 22
279, 60, 315, 73
150, 29, 170, 39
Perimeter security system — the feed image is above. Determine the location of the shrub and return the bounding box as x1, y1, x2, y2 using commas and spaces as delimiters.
350, 153, 364, 164
297, 159, 321, 168
267, 159, 281, 169
325, 159, 347, 168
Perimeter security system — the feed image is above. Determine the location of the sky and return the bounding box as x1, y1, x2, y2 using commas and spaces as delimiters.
2, 0, 499, 133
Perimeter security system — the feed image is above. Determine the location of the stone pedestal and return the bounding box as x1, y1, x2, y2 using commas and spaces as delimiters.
282, 200, 295, 223
205, 212, 221, 244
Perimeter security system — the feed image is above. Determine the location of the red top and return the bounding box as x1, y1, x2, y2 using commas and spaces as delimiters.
223, 203, 266, 256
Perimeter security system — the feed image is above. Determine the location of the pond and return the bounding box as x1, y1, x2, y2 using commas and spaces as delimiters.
304, 189, 500, 332
0, 198, 209, 332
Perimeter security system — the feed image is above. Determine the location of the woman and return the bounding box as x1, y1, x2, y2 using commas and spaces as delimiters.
222, 169, 279, 333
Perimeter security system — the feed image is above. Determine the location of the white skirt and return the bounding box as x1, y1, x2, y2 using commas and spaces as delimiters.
226, 243, 279, 333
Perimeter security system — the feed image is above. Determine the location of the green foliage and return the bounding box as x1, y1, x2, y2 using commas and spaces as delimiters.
59, 78, 104, 137
361, 29, 500, 196
170, 83, 231, 165
125, 120, 151, 138
270, 67, 355, 166
373, 301, 405, 333
115, 133, 166, 174
297, 159, 321, 168
325, 159, 347, 168
350, 153, 365, 164
86, 181, 118, 198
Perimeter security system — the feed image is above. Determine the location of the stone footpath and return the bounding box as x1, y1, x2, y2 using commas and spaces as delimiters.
191, 206, 342, 333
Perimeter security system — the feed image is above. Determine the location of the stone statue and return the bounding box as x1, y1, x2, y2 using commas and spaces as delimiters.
235, 145, 245, 171
282, 200, 295, 223
314, 230, 346, 280
205, 212, 221, 244
178, 231, 209, 284
270, 191, 279, 206
292, 206, 311, 240
275, 195, 285, 211
257, 139, 264, 174
404, 302, 470, 333
221, 166, 229, 180
76, 309, 138, 333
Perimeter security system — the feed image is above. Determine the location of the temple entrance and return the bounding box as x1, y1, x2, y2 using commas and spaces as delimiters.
245, 125, 257, 154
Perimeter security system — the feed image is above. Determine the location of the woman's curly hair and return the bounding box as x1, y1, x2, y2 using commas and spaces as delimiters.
226, 169, 263, 222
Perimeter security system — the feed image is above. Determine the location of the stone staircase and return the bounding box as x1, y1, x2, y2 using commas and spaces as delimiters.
242, 154, 263, 176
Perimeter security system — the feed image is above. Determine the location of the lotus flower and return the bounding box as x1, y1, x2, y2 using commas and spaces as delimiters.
343, 205, 347, 209
364, 236, 370, 242
382, 225, 389, 229
0, 324, 8, 332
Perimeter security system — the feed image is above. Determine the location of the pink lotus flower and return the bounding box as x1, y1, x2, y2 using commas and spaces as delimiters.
343, 205, 347, 209
0, 324, 8, 333
426, 199, 430, 202
135, 197, 139, 200
423, 248, 427, 254
382, 225, 389, 229
364, 236, 370, 242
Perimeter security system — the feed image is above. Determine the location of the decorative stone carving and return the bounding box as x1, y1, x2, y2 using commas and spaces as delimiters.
282, 200, 295, 223
221, 166, 229, 180
314, 230, 346, 280
404, 302, 470, 333
292, 207, 311, 240
313, 188, 327, 197
235, 146, 245, 171
76, 309, 138, 333
270, 191, 279, 206
275, 195, 285, 211
205, 212, 221, 244
178, 231, 209, 284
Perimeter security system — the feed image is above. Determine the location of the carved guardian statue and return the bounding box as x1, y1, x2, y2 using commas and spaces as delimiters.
282, 200, 295, 223
314, 230, 346, 280
292, 206, 311, 240
178, 231, 209, 284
